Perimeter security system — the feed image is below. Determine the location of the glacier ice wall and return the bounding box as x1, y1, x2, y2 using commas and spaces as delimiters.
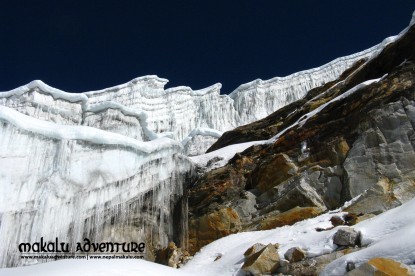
0, 37, 391, 268
229, 53, 371, 123
181, 128, 223, 156
0, 39, 386, 144
0, 107, 192, 267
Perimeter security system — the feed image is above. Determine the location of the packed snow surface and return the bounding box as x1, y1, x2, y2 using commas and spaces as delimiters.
0, 259, 191, 276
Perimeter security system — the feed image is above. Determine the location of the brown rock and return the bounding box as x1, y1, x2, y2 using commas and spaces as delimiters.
343, 213, 358, 226
155, 242, 191, 269
243, 243, 266, 258
188, 207, 241, 254
336, 138, 350, 159
253, 153, 298, 193
284, 247, 306, 263
242, 243, 280, 275
330, 215, 345, 227
259, 206, 323, 230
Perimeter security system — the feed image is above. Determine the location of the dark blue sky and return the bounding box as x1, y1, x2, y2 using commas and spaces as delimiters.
1, 1, 414, 93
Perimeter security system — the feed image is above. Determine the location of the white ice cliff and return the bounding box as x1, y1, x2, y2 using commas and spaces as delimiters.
0, 106, 192, 267
0, 35, 394, 267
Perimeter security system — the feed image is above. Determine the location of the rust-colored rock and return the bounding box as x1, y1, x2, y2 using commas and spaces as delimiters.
367, 258, 414, 275
347, 258, 414, 276
188, 207, 241, 254
258, 207, 323, 230
252, 153, 298, 193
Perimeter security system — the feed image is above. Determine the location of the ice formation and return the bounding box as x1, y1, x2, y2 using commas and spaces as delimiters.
0, 36, 390, 142
0, 34, 393, 268
0, 106, 192, 267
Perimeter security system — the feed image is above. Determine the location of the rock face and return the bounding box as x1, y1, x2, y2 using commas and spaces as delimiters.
253, 206, 323, 231
188, 207, 242, 254
187, 24, 415, 254
241, 243, 280, 275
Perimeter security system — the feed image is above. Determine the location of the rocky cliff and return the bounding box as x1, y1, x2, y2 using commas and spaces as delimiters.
187, 22, 415, 259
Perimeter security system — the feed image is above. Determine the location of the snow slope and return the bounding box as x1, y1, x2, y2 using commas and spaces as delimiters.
0, 259, 191, 276
182, 198, 415, 275
3, 197, 413, 275
322, 198, 415, 275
